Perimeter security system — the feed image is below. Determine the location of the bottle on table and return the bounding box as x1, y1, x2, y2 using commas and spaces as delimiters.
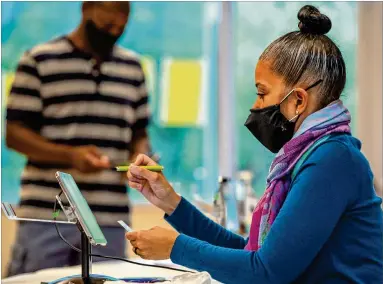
213, 176, 230, 227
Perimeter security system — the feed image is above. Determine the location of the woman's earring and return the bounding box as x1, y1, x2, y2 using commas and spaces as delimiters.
289, 110, 300, 122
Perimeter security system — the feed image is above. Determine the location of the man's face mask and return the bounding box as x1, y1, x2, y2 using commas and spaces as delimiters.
85, 20, 122, 58
244, 80, 323, 153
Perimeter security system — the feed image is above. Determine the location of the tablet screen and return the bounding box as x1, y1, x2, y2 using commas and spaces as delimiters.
56, 171, 107, 246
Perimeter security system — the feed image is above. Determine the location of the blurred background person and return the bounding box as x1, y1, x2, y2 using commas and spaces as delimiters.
5, 1, 150, 276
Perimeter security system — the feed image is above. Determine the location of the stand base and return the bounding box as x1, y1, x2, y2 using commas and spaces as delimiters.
42, 274, 119, 284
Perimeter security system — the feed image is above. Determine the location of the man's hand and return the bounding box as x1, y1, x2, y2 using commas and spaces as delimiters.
126, 227, 180, 260
6, 122, 111, 170
70, 145, 111, 173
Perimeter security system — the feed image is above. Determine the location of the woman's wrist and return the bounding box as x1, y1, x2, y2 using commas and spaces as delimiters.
163, 192, 182, 216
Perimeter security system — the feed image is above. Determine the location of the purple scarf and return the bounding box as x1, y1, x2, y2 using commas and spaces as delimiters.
245, 100, 352, 251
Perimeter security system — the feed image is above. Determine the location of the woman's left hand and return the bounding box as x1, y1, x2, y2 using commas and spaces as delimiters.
126, 227, 180, 260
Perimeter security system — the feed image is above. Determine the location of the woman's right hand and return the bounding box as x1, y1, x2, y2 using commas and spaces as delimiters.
127, 154, 181, 215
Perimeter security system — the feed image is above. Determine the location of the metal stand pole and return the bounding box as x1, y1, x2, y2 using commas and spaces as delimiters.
81, 230, 92, 284
217, 2, 239, 231
218, 2, 236, 180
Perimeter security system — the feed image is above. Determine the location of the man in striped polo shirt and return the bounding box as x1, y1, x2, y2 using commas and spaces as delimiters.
5, 1, 150, 275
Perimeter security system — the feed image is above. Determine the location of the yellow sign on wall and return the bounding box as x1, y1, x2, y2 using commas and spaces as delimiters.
160, 59, 206, 127
3, 73, 15, 105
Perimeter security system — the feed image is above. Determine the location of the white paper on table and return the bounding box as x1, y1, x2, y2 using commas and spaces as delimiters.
170, 272, 212, 283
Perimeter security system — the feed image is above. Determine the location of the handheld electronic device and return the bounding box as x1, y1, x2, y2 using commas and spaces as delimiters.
117, 220, 133, 232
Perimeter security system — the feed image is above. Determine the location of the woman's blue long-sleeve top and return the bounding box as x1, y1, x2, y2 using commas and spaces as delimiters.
165, 134, 383, 283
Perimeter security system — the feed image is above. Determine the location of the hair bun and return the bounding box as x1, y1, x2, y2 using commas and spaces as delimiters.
298, 5, 332, 35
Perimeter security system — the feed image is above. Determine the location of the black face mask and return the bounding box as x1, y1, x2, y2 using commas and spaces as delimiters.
85, 20, 121, 58
244, 80, 323, 153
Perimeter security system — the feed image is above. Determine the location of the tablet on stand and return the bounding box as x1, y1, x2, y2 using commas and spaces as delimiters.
2, 171, 116, 284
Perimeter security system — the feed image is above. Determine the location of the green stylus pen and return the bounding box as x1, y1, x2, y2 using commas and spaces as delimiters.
115, 165, 164, 172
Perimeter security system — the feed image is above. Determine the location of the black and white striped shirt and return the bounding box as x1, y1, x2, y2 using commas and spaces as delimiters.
6, 36, 150, 226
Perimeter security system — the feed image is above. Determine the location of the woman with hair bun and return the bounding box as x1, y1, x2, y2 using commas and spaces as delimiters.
125, 5, 383, 283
